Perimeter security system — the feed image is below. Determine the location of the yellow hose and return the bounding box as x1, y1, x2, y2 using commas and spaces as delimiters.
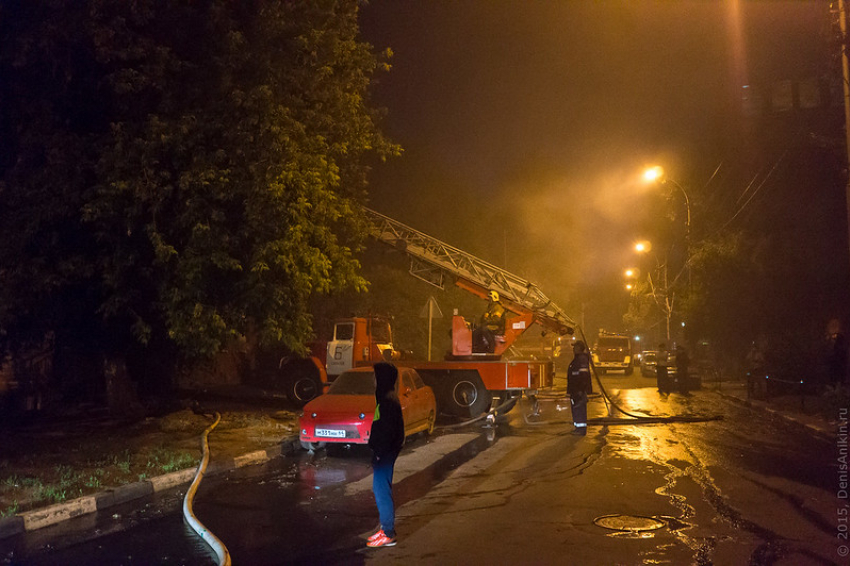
183, 411, 231, 566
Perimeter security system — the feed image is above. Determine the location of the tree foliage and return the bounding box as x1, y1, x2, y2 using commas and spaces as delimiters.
0, 0, 398, 384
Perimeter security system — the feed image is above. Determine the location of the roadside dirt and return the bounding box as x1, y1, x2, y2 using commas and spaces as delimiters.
0, 399, 299, 518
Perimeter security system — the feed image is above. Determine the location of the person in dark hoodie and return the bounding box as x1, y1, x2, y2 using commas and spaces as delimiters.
366, 362, 405, 548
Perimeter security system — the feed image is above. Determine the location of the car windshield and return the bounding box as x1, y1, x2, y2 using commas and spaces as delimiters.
370, 320, 391, 344
598, 337, 629, 350
643, 353, 656, 363
327, 371, 376, 395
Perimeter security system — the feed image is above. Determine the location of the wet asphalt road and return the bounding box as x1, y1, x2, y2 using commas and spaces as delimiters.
3, 376, 840, 565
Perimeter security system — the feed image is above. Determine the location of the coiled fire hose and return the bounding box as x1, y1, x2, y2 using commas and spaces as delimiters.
183, 411, 231, 566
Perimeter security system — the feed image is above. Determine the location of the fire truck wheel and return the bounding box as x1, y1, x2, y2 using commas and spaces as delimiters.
450, 377, 492, 418
281, 359, 323, 406
288, 376, 321, 406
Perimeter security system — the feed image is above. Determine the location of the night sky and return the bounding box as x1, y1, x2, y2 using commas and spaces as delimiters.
358, 1, 833, 333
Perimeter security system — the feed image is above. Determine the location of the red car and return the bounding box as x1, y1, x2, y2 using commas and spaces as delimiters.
299, 366, 437, 451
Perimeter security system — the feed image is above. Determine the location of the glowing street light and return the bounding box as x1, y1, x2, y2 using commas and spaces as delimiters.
642, 165, 691, 240
634, 240, 652, 253
643, 166, 664, 183
642, 166, 692, 291
629, 239, 675, 342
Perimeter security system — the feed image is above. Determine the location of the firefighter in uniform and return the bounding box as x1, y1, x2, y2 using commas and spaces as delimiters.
481, 290, 507, 334
474, 291, 507, 353
568, 340, 592, 436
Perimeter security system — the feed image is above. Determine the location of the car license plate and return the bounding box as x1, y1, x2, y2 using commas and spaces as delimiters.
315, 428, 346, 438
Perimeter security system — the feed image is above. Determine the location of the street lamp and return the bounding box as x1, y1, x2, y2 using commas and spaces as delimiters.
634, 240, 652, 254
643, 166, 692, 291
642, 166, 691, 245
631, 239, 674, 342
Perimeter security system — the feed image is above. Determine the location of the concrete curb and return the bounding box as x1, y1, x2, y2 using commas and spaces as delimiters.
713, 389, 834, 442
0, 435, 299, 541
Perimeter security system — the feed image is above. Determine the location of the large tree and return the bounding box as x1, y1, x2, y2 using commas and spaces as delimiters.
0, 0, 397, 393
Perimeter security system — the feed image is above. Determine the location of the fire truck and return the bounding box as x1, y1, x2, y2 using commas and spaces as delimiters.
591, 331, 634, 375
277, 207, 576, 418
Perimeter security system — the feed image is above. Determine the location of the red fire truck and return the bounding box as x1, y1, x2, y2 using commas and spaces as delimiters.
277, 208, 576, 418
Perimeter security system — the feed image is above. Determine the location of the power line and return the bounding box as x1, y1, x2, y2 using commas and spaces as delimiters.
708, 150, 788, 239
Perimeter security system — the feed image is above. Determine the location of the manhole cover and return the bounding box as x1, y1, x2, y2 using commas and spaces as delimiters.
593, 514, 666, 532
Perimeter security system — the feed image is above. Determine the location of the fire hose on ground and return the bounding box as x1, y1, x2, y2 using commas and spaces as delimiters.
183, 411, 231, 566
422, 325, 723, 431
526, 326, 723, 427
440, 395, 520, 429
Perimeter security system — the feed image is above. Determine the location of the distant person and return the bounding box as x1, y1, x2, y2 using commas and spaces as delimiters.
828, 319, 849, 388
367, 362, 405, 548
746, 341, 767, 399
567, 341, 592, 436
656, 343, 670, 395
675, 345, 690, 395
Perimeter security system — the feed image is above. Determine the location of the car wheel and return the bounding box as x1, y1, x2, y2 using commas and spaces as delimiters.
624, 365, 634, 376
300, 440, 326, 452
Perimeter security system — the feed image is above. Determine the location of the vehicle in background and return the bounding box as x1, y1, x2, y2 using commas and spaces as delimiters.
633, 351, 644, 366
298, 366, 436, 451
276, 316, 400, 406
592, 331, 633, 375
640, 351, 657, 377
640, 349, 680, 380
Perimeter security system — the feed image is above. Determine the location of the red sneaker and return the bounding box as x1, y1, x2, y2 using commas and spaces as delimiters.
367, 529, 385, 543
366, 532, 397, 548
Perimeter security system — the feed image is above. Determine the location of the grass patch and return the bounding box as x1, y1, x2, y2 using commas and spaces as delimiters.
145, 446, 198, 474
0, 407, 292, 517
1, 501, 18, 517
85, 469, 105, 489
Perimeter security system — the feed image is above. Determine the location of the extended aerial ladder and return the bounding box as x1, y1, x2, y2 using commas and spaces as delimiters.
362, 207, 576, 338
